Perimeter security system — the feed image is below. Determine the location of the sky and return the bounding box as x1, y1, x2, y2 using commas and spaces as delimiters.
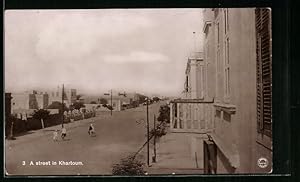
5, 9, 204, 97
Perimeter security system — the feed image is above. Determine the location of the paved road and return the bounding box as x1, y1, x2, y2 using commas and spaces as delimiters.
5, 101, 165, 176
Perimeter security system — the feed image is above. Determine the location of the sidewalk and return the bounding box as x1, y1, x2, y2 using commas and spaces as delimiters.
146, 131, 207, 175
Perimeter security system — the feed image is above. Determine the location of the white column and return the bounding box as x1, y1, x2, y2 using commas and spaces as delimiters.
170, 103, 173, 129
183, 104, 187, 129
190, 60, 198, 99
177, 103, 180, 129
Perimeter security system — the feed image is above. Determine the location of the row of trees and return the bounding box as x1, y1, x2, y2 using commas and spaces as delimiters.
47, 101, 85, 113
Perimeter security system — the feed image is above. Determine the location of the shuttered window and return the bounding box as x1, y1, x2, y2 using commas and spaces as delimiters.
255, 8, 272, 138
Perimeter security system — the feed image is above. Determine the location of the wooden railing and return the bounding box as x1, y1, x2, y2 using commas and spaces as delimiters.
169, 99, 214, 133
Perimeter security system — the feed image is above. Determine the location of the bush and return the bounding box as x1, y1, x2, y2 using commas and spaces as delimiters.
99, 98, 108, 105
47, 101, 69, 113
45, 114, 63, 127
27, 117, 43, 130
71, 114, 83, 121
150, 122, 167, 138
5, 115, 14, 137
157, 104, 170, 123
13, 118, 27, 134
112, 156, 145, 175
84, 112, 93, 119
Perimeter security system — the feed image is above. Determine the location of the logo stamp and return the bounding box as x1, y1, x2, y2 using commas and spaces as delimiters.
257, 157, 268, 168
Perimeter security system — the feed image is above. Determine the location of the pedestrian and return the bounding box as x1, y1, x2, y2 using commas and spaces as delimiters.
53, 130, 58, 141
88, 124, 95, 136
61, 127, 67, 140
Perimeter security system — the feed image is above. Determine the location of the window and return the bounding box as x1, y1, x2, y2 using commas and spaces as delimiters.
217, 22, 220, 45
224, 8, 229, 34
216, 21, 221, 73
224, 37, 230, 98
185, 76, 189, 92
223, 8, 230, 101
256, 8, 272, 138
200, 65, 205, 98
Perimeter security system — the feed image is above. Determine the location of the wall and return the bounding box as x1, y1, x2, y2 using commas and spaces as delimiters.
48, 88, 76, 107
11, 93, 30, 112
43, 94, 49, 108
35, 94, 44, 109
203, 9, 216, 101
203, 8, 267, 173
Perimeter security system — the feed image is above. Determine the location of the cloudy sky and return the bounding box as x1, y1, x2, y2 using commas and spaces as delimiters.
5, 9, 204, 96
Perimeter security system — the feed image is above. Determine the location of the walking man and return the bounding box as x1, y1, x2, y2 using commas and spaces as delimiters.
88, 124, 95, 136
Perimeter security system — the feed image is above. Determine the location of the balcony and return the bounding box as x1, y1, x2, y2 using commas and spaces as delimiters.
188, 52, 204, 60
169, 99, 214, 133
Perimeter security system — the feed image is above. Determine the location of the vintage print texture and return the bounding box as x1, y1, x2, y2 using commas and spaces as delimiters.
4, 8, 272, 175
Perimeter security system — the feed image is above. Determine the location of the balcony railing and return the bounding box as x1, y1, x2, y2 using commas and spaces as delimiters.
188, 52, 204, 60
170, 99, 214, 133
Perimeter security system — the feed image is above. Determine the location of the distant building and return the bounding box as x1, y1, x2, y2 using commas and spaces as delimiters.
48, 86, 77, 107
11, 90, 49, 114
183, 52, 205, 99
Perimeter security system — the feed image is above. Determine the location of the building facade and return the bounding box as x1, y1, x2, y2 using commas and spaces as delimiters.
11, 91, 49, 114
49, 87, 77, 107
169, 8, 272, 174
183, 52, 205, 99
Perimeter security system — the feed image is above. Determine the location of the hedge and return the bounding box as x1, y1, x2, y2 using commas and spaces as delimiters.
6, 111, 96, 137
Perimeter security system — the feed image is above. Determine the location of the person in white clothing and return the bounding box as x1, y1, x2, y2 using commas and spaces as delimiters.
53, 130, 58, 141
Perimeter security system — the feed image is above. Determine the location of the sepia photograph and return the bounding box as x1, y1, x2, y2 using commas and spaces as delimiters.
4, 8, 272, 176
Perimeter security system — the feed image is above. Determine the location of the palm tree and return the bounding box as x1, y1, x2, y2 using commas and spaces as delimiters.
33, 109, 50, 129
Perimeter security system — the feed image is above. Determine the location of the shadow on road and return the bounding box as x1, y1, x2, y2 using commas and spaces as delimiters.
13, 131, 35, 138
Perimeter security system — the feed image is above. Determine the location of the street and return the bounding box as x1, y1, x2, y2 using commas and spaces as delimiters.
5, 101, 165, 175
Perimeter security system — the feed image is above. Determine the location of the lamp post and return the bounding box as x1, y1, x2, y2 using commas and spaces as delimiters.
153, 114, 156, 163
145, 97, 150, 166
61, 84, 64, 128
110, 89, 112, 116
104, 89, 113, 116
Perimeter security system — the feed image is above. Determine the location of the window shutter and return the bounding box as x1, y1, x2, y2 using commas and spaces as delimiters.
256, 8, 272, 137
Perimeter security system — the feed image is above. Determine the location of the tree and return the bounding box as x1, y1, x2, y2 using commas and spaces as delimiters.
112, 155, 145, 175
153, 97, 160, 102
137, 94, 147, 104
47, 101, 68, 113
157, 104, 170, 123
32, 109, 50, 129
90, 101, 97, 104
99, 98, 108, 105
6, 115, 16, 139
103, 104, 113, 111
150, 122, 167, 138
72, 102, 85, 110
76, 94, 82, 101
